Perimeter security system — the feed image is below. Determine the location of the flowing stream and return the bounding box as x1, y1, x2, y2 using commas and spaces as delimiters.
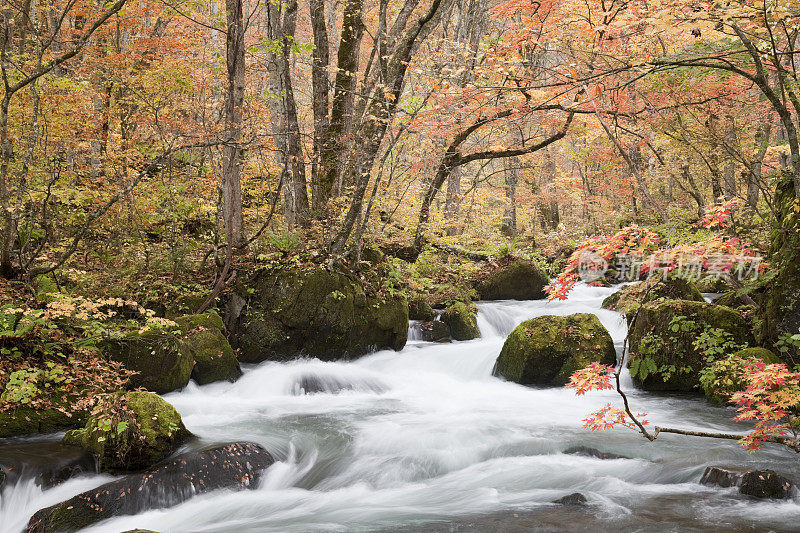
3, 284, 800, 532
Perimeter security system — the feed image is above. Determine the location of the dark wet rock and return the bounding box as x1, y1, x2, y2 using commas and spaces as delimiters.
291, 373, 386, 395
739, 469, 796, 499
441, 302, 480, 341
229, 268, 408, 363
0, 442, 96, 490
26, 442, 274, 533
409, 298, 435, 322
701, 466, 796, 500
700, 466, 747, 488
419, 320, 451, 343
176, 312, 242, 385
552, 492, 587, 506
563, 446, 629, 460
628, 300, 753, 392
493, 314, 616, 386
63, 392, 193, 473
475, 259, 549, 301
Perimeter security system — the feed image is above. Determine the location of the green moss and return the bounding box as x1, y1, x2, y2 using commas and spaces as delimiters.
408, 298, 435, 321
628, 299, 754, 392
763, 173, 800, 360
183, 328, 241, 384
101, 331, 194, 394
0, 407, 83, 438
175, 311, 225, 333
233, 268, 408, 362
476, 260, 549, 300
63, 391, 192, 472
601, 273, 704, 315
441, 302, 480, 340
493, 313, 616, 386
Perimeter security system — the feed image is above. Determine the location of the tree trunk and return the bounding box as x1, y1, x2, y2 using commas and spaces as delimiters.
723, 115, 737, 201
222, 0, 246, 247
747, 122, 771, 208
501, 156, 519, 237
444, 165, 461, 236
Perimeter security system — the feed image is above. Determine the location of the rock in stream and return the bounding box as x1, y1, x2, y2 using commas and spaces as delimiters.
26, 442, 275, 533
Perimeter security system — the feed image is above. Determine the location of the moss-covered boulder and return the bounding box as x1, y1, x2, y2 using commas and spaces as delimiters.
441, 302, 480, 340
628, 299, 754, 392
229, 268, 408, 363
475, 259, 549, 300
701, 348, 781, 405
695, 276, 732, 293
0, 407, 82, 438
409, 298, 435, 321
493, 313, 616, 386
601, 274, 704, 315
63, 392, 192, 472
101, 330, 193, 394
175, 312, 241, 385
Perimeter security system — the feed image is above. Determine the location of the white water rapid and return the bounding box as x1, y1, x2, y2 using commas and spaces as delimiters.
3, 284, 800, 532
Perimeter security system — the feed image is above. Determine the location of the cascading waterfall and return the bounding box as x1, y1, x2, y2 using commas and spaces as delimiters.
3, 284, 800, 533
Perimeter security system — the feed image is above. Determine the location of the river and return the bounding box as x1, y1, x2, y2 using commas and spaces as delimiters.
3, 284, 800, 532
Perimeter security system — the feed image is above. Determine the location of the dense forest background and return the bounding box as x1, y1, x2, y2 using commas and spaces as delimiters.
0, 0, 797, 292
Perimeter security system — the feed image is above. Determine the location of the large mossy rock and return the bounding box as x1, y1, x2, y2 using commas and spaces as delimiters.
602, 274, 704, 315
0, 407, 83, 438
175, 312, 241, 385
493, 313, 616, 386
101, 330, 193, 394
475, 259, 549, 300
408, 298, 435, 321
628, 300, 754, 392
27, 442, 274, 533
441, 302, 480, 340
230, 268, 408, 363
63, 392, 192, 472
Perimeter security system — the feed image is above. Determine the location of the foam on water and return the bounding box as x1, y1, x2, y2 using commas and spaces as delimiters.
3, 283, 800, 533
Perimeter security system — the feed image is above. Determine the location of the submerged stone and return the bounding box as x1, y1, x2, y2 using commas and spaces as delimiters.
552, 493, 587, 506
739, 470, 796, 499
26, 442, 274, 533
700, 466, 796, 500
563, 446, 629, 460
